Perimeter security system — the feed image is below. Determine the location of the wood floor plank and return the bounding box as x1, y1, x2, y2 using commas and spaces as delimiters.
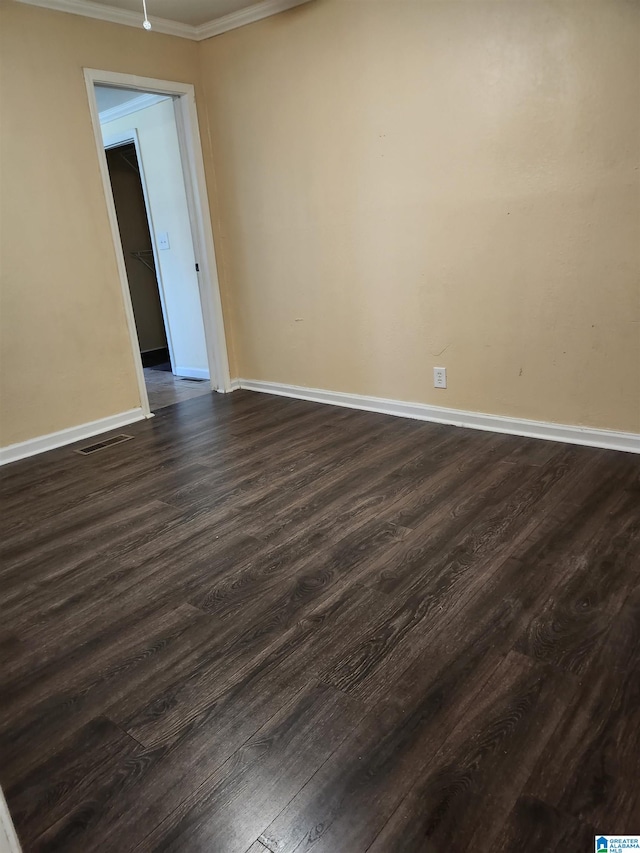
245, 842, 272, 853
0, 496, 184, 583
492, 796, 595, 853
4, 717, 141, 848
1, 390, 638, 852
0, 603, 206, 785
10, 586, 387, 853
0, 392, 306, 531
369, 443, 590, 600
143, 367, 212, 410
135, 682, 364, 853
322, 451, 638, 707
365, 652, 576, 853
521, 587, 640, 831
257, 639, 505, 853
116, 582, 391, 748
514, 492, 640, 674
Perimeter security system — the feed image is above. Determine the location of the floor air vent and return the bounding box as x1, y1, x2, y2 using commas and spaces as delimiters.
74, 434, 134, 455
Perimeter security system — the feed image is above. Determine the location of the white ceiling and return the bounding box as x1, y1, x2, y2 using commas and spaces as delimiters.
15, 0, 313, 39
95, 0, 250, 26
94, 85, 145, 113
94, 85, 170, 121
93, 84, 171, 124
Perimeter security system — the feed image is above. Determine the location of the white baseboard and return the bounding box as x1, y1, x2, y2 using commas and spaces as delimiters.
0, 788, 22, 853
0, 408, 146, 466
235, 379, 640, 454
173, 367, 210, 380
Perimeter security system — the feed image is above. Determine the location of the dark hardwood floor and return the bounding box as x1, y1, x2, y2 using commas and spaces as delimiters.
1, 390, 638, 852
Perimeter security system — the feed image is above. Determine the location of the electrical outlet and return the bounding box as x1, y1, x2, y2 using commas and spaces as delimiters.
157, 231, 170, 250
433, 367, 447, 389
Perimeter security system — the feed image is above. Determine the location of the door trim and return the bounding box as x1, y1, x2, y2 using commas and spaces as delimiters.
0, 788, 21, 853
83, 69, 232, 419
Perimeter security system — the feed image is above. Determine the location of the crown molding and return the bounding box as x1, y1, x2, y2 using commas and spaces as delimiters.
98, 91, 168, 123
194, 0, 313, 40
14, 0, 197, 37
13, 0, 313, 40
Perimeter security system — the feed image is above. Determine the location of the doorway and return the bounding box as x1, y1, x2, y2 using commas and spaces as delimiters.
105, 142, 167, 363
105, 140, 210, 410
84, 69, 231, 417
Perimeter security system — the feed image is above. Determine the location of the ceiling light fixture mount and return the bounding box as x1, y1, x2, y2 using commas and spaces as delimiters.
142, 0, 151, 29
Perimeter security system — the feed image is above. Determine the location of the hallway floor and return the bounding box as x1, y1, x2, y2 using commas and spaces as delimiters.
143, 366, 211, 410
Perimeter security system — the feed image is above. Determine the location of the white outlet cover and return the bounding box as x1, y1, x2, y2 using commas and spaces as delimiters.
158, 231, 170, 250
433, 367, 447, 389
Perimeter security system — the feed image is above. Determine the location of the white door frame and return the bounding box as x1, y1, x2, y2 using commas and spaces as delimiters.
103, 128, 178, 376
84, 68, 232, 418
0, 787, 21, 853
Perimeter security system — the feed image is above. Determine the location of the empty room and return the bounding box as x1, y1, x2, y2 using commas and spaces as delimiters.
0, 0, 639, 851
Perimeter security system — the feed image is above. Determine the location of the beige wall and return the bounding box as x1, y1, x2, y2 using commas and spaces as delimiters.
0, 0, 210, 446
1, 0, 638, 449
200, 0, 640, 433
